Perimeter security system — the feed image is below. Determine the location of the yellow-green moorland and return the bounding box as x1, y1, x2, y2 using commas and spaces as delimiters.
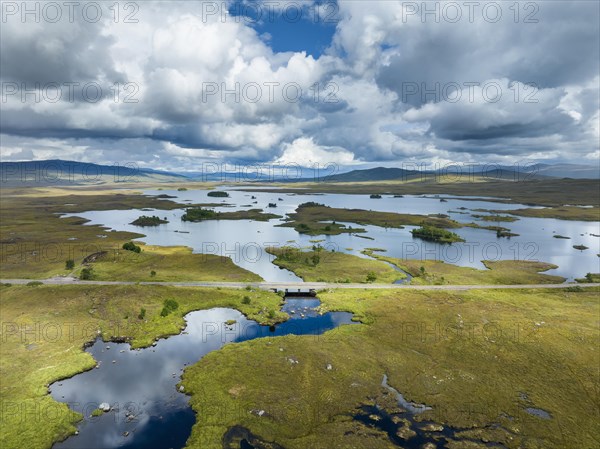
0, 188, 183, 279
266, 246, 405, 283
74, 244, 261, 282
0, 284, 286, 449
363, 251, 565, 285
182, 287, 600, 449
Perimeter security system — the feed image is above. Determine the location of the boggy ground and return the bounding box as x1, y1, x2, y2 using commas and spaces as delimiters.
363, 251, 566, 285
266, 246, 406, 283
183, 287, 599, 449
0, 284, 286, 449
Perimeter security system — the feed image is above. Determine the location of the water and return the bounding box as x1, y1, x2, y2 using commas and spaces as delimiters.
352, 375, 508, 448
61, 188, 600, 281
51, 299, 355, 449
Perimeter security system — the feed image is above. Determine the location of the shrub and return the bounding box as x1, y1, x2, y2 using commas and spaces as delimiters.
366, 271, 377, 283
122, 242, 141, 253
138, 308, 146, 320
160, 299, 179, 317
26, 281, 43, 287
150, 270, 156, 277
267, 309, 276, 319
65, 259, 75, 270
242, 296, 251, 304
79, 268, 94, 280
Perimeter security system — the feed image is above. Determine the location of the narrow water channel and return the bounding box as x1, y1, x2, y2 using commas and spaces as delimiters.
50, 298, 355, 449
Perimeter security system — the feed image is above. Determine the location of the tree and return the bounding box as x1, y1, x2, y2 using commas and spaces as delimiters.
366, 271, 377, 283
65, 259, 75, 270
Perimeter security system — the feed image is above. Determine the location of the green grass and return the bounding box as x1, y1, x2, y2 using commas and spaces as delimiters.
181, 207, 280, 222
576, 273, 600, 283
182, 287, 600, 449
278, 203, 463, 236
266, 246, 405, 283
130, 215, 169, 226
471, 214, 519, 222
363, 251, 565, 285
410, 225, 465, 243
487, 206, 600, 221
74, 244, 262, 282
243, 177, 600, 207
0, 284, 286, 449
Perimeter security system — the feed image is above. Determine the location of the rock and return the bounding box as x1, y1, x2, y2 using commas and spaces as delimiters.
179, 386, 185, 392
326, 364, 333, 370
99, 402, 111, 412
396, 425, 416, 440
421, 444, 436, 449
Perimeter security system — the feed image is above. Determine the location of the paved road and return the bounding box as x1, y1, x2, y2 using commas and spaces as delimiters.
2, 278, 599, 291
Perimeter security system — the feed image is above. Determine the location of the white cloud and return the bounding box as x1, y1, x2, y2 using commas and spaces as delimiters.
275, 137, 356, 165
0, 1, 598, 169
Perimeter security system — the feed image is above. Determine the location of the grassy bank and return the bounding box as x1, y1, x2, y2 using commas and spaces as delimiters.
363, 251, 565, 285
0, 284, 285, 449
487, 206, 600, 221
243, 178, 600, 208
266, 246, 405, 283
181, 207, 280, 222
74, 244, 262, 282
278, 203, 462, 236
182, 286, 599, 449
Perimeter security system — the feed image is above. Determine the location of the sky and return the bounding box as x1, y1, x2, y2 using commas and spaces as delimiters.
0, 0, 599, 172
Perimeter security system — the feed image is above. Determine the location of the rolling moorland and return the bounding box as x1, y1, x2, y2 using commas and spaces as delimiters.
0, 163, 599, 449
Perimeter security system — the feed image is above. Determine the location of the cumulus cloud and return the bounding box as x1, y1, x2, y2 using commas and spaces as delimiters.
0, 0, 598, 169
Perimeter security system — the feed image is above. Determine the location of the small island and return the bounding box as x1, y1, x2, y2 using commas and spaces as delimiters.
181, 207, 280, 222
411, 225, 465, 243
207, 191, 229, 197
553, 235, 571, 239
573, 245, 589, 251
181, 208, 218, 221
130, 215, 169, 226
370, 194, 382, 199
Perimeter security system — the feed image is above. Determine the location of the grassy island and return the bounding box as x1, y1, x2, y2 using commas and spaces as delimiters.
207, 191, 229, 197
181, 207, 280, 222
410, 225, 465, 243
130, 215, 169, 226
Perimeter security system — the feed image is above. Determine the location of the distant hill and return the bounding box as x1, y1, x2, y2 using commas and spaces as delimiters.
310, 163, 600, 183
0, 160, 187, 187
318, 167, 422, 182
532, 163, 600, 179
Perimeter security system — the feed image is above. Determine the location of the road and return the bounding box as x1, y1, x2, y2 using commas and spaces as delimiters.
1, 278, 599, 291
